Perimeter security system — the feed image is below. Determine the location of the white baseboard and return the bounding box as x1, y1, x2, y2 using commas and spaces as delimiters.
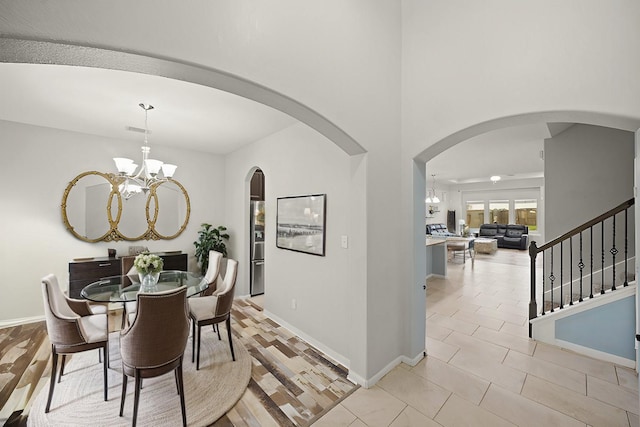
361, 355, 403, 388
402, 351, 425, 367
249, 302, 425, 389
554, 338, 635, 369
0, 315, 45, 330
356, 351, 424, 388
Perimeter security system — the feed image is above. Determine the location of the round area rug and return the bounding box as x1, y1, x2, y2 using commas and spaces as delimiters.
28, 331, 251, 427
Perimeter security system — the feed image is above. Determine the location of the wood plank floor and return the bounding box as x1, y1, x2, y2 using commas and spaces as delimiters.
0, 298, 357, 426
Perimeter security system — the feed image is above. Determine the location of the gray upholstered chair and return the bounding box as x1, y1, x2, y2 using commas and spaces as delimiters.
188, 258, 238, 370
41, 274, 109, 413
201, 250, 223, 296
119, 286, 189, 427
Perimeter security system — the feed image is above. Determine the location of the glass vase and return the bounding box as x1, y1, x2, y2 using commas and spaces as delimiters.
138, 271, 160, 293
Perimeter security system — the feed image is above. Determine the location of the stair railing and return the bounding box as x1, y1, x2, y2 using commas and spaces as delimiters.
528, 198, 635, 337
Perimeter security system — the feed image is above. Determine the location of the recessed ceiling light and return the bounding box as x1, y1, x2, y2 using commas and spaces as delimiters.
490, 175, 501, 183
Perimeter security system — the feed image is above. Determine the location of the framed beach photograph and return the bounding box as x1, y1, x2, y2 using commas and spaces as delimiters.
276, 194, 326, 256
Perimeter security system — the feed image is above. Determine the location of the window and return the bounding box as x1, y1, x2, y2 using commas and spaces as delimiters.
466, 202, 485, 228
489, 200, 509, 224
515, 199, 537, 231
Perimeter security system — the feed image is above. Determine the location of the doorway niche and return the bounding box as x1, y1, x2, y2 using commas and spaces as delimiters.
250, 169, 265, 201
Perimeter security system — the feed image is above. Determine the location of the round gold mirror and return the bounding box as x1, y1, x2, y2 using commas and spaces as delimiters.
61, 171, 120, 242
62, 172, 190, 242
117, 186, 152, 240
149, 180, 191, 239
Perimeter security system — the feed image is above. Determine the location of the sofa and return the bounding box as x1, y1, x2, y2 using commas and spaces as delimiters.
478, 224, 529, 250
426, 223, 457, 237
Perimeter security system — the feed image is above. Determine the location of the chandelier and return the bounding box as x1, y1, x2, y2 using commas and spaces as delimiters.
113, 103, 177, 200
425, 174, 440, 204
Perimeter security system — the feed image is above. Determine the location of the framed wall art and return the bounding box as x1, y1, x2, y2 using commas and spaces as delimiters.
276, 194, 326, 256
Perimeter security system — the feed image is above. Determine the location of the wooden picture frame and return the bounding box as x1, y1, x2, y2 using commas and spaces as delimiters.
276, 194, 326, 256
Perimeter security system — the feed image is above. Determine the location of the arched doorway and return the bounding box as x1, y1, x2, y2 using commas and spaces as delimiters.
0, 38, 365, 157
249, 168, 265, 298
412, 113, 640, 372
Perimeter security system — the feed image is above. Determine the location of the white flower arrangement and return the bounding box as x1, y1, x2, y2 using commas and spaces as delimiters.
134, 252, 164, 274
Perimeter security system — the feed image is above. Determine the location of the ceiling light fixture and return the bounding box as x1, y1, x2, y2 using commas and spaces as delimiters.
425, 174, 440, 204
113, 103, 177, 200
490, 175, 501, 184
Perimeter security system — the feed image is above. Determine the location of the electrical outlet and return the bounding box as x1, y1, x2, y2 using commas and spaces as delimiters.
341, 235, 348, 249
291, 298, 297, 310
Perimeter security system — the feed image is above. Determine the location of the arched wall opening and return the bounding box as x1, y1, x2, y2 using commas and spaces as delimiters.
410, 110, 640, 364
247, 167, 266, 300
416, 111, 640, 164
0, 37, 367, 292
0, 38, 366, 157
0, 38, 374, 383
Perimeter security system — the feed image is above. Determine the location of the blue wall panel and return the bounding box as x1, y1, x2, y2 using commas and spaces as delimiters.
556, 296, 635, 361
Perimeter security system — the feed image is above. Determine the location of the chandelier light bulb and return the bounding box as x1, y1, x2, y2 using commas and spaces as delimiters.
125, 163, 138, 175
162, 164, 177, 178
114, 157, 134, 174
144, 159, 164, 176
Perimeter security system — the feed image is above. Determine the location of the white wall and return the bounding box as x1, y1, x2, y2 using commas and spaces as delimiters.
545, 125, 634, 240
0, 120, 224, 323
224, 123, 354, 367
403, 0, 640, 158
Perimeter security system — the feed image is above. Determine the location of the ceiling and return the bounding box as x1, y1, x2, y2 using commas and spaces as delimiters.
0, 62, 298, 154
1, 62, 565, 183
426, 123, 573, 185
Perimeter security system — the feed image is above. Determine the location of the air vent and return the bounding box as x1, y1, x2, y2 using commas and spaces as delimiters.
125, 126, 151, 134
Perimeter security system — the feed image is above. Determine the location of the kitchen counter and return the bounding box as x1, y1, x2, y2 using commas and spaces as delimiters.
426, 237, 447, 278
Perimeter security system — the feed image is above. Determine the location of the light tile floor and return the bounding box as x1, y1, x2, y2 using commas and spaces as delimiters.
315, 249, 639, 426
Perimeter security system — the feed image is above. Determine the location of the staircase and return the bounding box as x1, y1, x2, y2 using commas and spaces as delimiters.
528, 198, 637, 367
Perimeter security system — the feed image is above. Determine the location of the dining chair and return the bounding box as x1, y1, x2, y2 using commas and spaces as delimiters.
188, 258, 238, 370
41, 274, 109, 413
119, 286, 189, 427
446, 237, 474, 263
201, 250, 223, 296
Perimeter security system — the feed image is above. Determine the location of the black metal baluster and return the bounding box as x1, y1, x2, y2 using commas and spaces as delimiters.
569, 236, 573, 305
624, 208, 629, 287
611, 214, 617, 291
590, 226, 594, 299
550, 246, 555, 312
601, 221, 605, 295
560, 241, 564, 309
578, 232, 584, 302
529, 241, 539, 333
541, 248, 546, 316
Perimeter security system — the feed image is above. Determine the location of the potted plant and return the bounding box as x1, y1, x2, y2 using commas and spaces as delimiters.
194, 223, 230, 274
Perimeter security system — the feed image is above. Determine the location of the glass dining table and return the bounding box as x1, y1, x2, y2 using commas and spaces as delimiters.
81, 270, 207, 303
